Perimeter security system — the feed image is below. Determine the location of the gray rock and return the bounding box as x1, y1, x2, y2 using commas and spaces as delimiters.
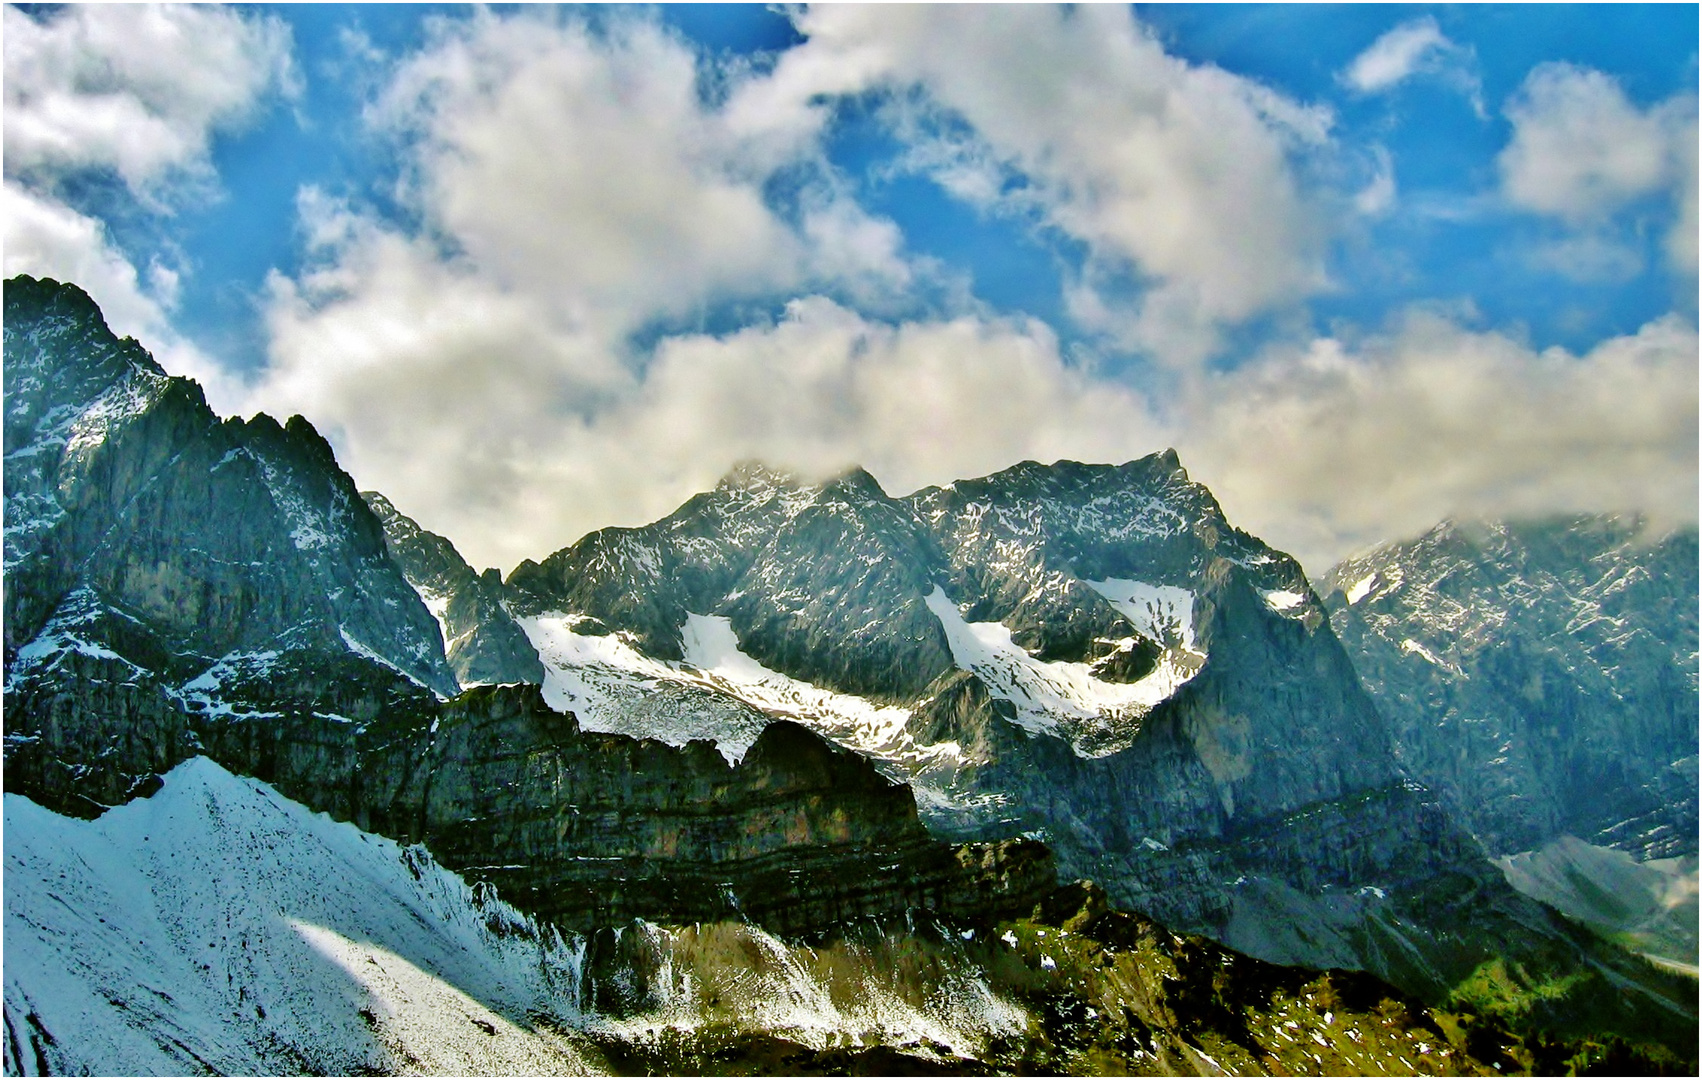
362, 490, 546, 687
3, 275, 459, 702
1320, 515, 1699, 860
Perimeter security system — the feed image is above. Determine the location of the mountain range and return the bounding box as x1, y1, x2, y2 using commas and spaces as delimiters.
4, 275, 1696, 1075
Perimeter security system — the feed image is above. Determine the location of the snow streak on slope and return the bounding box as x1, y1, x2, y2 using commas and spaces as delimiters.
678, 614, 945, 763
3, 757, 595, 1076
518, 612, 770, 763
924, 587, 1203, 757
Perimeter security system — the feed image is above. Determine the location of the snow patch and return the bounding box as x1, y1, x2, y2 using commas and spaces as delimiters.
1260, 589, 1307, 613
1083, 579, 1196, 648
1398, 638, 1449, 669
517, 612, 966, 797
678, 615, 919, 759
925, 587, 1203, 751
518, 613, 766, 764
416, 588, 453, 651
1345, 573, 1378, 605
339, 626, 437, 695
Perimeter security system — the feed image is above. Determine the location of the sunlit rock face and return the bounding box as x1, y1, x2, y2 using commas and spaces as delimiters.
1321, 515, 1699, 861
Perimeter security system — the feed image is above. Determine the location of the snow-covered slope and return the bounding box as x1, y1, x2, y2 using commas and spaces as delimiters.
7, 758, 1539, 1079
925, 586, 1203, 756
4, 757, 1041, 1076
4, 757, 596, 1076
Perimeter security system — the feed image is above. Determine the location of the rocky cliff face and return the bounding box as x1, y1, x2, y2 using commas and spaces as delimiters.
8, 275, 1694, 1068
507, 461, 959, 699
1, 276, 1049, 939
362, 490, 545, 687
3, 276, 458, 711
1320, 515, 1699, 861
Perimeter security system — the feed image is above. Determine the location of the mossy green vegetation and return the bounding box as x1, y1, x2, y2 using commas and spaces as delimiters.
553, 881, 1536, 1075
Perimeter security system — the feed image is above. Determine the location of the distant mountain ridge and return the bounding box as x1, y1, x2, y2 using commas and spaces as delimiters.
1321, 515, 1699, 861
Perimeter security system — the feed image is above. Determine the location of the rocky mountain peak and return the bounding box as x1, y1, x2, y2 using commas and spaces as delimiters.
816, 463, 888, 500
3, 276, 175, 458
715, 459, 805, 495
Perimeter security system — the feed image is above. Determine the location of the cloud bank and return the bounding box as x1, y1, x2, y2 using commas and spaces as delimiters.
3, 4, 295, 402
5, 6, 1695, 578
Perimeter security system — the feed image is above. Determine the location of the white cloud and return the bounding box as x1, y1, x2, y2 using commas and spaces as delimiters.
4, 4, 295, 198
770, 5, 1335, 365
1344, 18, 1452, 94
1500, 63, 1696, 273
1353, 146, 1397, 217
620, 298, 1163, 501
2, 3, 294, 409
1523, 232, 1644, 284
1665, 114, 1698, 274
364, 10, 912, 339
251, 8, 955, 564
260, 281, 1167, 571
1177, 313, 1699, 572
1340, 16, 1483, 115
3, 182, 240, 410
248, 7, 1696, 578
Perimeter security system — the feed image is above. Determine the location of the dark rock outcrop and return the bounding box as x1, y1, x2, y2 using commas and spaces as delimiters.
362, 490, 546, 687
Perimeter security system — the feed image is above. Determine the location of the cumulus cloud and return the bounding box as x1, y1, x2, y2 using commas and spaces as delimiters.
4, 4, 295, 198
252, 9, 945, 565
1178, 313, 1700, 572
769, 5, 1336, 365
363, 10, 912, 338
3, 184, 242, 409
1340, 16, 1482, 112
1500, 63, 1697, 274
247, 6, 1696, 578
2, 4, 292, 408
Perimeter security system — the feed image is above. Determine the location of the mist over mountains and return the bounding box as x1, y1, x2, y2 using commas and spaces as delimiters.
4, 275, 1696, 1075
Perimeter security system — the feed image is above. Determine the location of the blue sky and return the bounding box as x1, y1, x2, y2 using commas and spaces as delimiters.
6, 4, 1697, 572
